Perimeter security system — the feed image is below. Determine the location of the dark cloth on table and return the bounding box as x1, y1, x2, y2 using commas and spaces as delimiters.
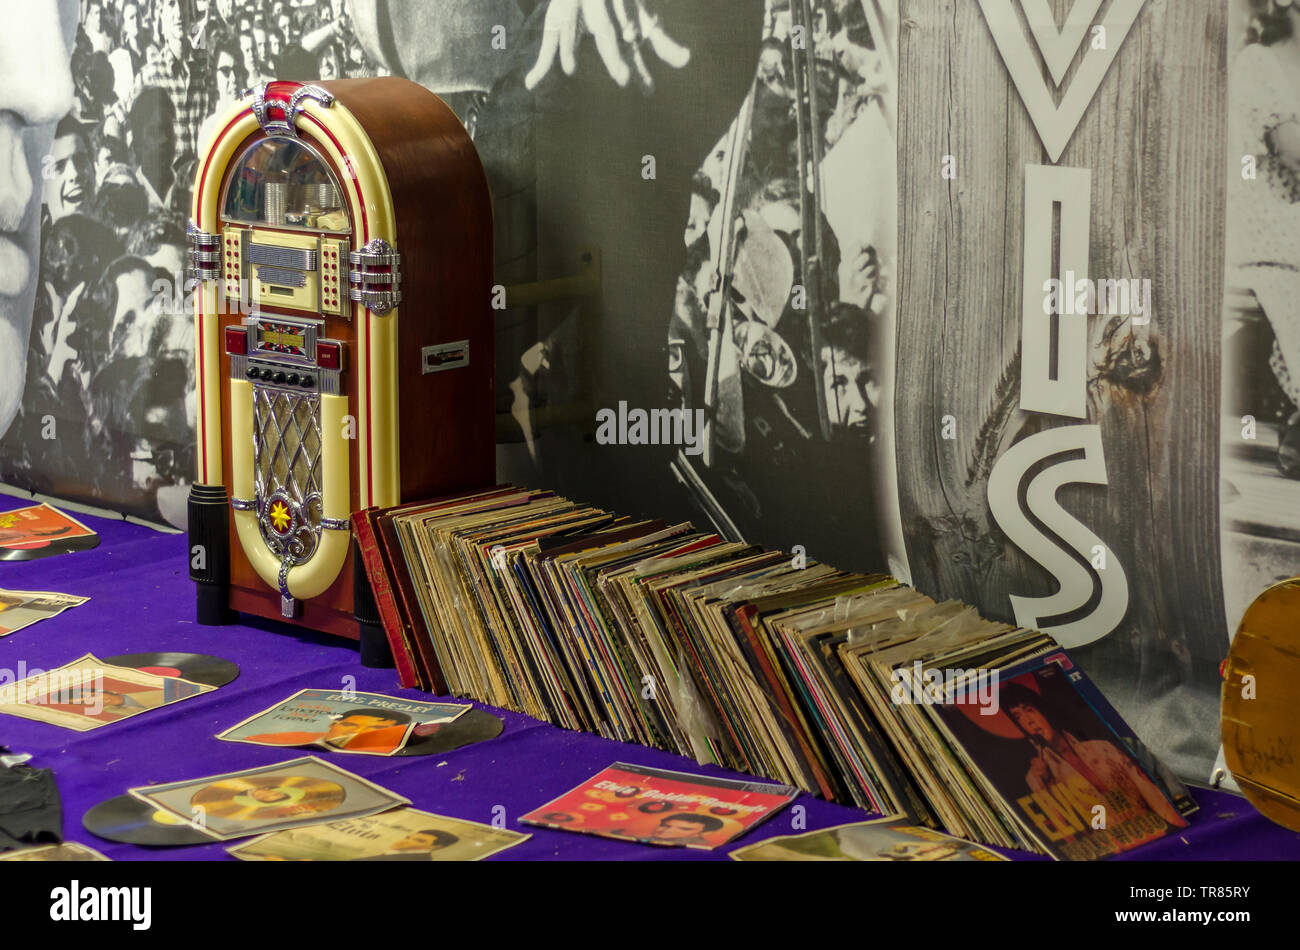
0, 748, 62, 853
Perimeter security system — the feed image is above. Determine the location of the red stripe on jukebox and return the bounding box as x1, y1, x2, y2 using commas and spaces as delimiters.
300, 111, 375, 508
195, 108, 255, 485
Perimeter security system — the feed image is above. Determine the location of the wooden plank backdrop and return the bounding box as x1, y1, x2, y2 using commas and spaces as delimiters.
893, 0, 1227, 776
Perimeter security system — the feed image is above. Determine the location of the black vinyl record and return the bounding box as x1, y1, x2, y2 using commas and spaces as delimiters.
82, 794, 212, 847
103, 652, 240, 688
397, 708, 504, 756
0, 533, 99, 561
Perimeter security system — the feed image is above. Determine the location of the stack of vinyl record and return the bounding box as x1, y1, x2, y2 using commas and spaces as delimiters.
354, 486, 1195, 859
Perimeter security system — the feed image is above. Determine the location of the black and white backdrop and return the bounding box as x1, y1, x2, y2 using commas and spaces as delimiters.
0, 0, 1280, 783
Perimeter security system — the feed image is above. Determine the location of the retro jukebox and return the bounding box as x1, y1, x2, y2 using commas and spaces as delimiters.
187, 78, 493, 659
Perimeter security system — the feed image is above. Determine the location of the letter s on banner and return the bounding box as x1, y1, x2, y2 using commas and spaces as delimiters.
987, 424, 1128, 647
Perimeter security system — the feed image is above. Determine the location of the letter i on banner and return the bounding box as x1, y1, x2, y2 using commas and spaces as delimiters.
1021, 164, 1090, 419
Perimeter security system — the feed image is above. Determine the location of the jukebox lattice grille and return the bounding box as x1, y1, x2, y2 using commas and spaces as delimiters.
253, 386, 324, 564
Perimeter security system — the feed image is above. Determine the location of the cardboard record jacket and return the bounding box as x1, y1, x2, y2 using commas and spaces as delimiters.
103, 652, 240, 688
0, 503, 99, 561
82, 794, 211, 846
0, 534, 99, 561
396, 708, 504, 756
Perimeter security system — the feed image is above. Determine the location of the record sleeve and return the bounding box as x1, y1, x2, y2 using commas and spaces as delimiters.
730, 816, 1007, 861
128, 756, 410, 842
521, 762, 796, 850
0, 842, 111, 861
0, 588, 88, 636
0, 504, 99, 561
216, 689, 469, 756
927, 661, 1188, 860
228, 807, 529, 861
0, 654, 214, 731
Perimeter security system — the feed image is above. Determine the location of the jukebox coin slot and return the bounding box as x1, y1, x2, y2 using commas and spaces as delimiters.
422, 340, 470, 374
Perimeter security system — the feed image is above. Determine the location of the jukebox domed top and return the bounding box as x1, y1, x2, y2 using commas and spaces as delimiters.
221, 138, 350, 233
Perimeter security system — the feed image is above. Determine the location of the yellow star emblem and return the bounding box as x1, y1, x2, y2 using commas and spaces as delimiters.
269, 501, 291, 533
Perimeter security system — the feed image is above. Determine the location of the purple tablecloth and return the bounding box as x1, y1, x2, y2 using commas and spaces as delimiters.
0, 497, 1295, 861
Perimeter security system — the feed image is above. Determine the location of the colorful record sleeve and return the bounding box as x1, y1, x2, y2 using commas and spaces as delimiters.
0, 588, 88, 636
217, 689, 470, 756
0, 504, 99, 561
729, 816, 1007, 861
0, 842, 111, 862
520, 762, 797, 850
0, 654, 214, 731
996, 650, 1196, 818
930, 662, 1189, 861
128, 756, 410, 842
228, 807, 530, 861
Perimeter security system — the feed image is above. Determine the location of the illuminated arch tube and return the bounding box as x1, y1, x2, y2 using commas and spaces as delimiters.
229, 378, 352, 601
192, 96, 399, 498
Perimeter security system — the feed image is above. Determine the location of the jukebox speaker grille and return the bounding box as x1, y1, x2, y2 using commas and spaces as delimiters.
252, 386, 324, 565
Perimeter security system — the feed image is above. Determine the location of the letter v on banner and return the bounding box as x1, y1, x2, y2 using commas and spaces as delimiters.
979, 0, 1145, 163
1022, 0, 1102, 86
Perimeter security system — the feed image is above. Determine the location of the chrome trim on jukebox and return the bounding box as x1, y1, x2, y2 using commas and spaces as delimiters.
230, 496, 257, 511
187, 221, 221, 282
348, 238, 402, 315
251, 387, 326, 617
252, 82, 336, 140
278, 562, 296, 618
248, 313, 321, 365
249, 243, 318, 270
255, 264, 309, 288
320, 517, 351, 532
316, 369, 342, 397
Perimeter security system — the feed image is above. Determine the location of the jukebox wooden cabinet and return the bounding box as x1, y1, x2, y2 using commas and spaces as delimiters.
187, 78, 493, 654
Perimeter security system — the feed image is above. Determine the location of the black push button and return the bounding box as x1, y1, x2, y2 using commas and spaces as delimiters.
300, 376, 315, 388
273, 371, 287, 385
286, 373, 300, 386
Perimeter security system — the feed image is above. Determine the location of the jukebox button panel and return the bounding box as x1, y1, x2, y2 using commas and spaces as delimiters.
226, 318, 343, 396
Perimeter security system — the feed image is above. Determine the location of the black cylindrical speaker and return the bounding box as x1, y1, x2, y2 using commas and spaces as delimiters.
188, 483, 236, 625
